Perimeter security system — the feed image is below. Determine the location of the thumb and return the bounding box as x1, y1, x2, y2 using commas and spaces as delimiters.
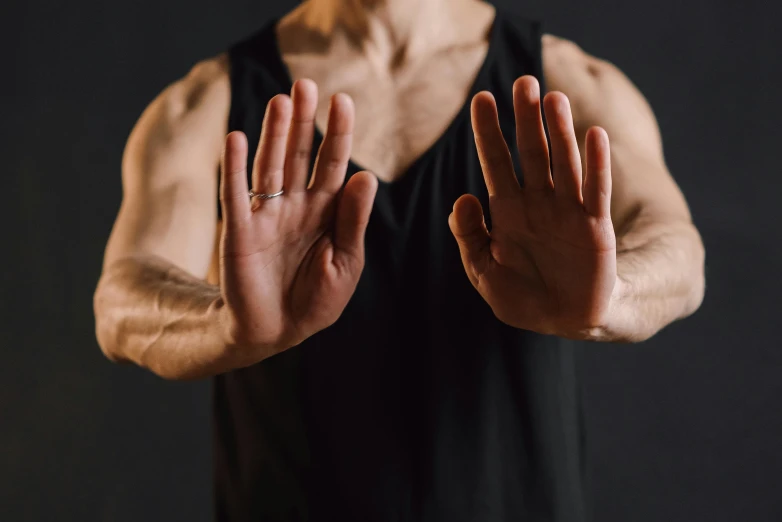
448, 194, 491, 286
333, 171, 379, 270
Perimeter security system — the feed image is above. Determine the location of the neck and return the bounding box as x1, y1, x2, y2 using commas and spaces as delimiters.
301, 0, 484, 64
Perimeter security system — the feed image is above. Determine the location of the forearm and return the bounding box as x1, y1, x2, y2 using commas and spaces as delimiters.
594, 214, 706, 343
94, 254, 239, 380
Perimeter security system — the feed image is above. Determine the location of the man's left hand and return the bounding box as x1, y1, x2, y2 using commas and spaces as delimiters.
449, 75, 621, 340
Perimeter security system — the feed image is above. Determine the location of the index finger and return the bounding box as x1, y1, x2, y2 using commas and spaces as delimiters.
471, 91, 520, 196
220, 131, 252, 228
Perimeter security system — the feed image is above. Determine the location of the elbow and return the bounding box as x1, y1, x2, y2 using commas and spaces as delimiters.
686, 270, 706, 317
683, 232, 707, 317
93, 277, 124, 364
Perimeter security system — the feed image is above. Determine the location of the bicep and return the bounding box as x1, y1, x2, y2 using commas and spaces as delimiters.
542, 36, 692, 235
103, 57, 230, 279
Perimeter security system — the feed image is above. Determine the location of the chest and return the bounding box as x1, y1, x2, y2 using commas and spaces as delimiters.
283, 43, 489, 183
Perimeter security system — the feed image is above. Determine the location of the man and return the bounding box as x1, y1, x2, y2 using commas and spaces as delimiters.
93, 0, 706, 519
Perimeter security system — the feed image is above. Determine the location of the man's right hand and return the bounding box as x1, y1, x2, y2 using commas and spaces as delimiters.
218, 80, 378, 363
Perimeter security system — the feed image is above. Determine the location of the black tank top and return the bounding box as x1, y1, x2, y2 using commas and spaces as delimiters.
215, 8, 589, 522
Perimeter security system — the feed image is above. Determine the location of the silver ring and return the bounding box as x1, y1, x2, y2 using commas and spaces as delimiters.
248, 189, 284, 200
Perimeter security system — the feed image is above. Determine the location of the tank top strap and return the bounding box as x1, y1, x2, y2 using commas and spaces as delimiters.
220, 11, 549, 214
219, 20, 287, 218
487, 7, 549, 188
491, 7, 547, 93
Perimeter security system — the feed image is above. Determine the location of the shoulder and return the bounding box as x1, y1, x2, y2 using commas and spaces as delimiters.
158, 54, 231, 128
129, 54, 231, 147
540, 34, 622, 98
123, 54, 231, 182
539, 34, 658, 142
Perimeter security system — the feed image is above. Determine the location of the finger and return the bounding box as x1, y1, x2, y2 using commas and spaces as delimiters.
284, 79, 318, 192
251, 94, 292, 197
220, 131, 251, 228
583, 126, 612, 218
471, 92, 520, 197
310, 93, 354, 193
543, 92, 583, 204
448, 194, 491, 287
513, 76, 554, 192
332, 171, 379, 270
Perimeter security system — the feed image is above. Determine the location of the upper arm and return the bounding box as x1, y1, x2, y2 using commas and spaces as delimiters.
541, 35, 693, 240
102, 54, 230, 279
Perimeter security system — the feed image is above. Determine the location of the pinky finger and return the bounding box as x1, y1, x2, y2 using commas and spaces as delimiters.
583, 127, 612, 218
220, 131, 252, 228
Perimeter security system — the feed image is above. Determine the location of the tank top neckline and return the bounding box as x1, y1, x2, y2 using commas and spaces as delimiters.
263, 8, 503, 188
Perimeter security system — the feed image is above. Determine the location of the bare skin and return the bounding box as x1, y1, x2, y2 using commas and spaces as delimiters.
276, 0, 497, 182
94, 0, 705, 380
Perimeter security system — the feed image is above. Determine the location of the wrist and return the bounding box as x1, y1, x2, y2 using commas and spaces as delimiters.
212, 296, 236, 349
571, 275, 629, 343
210, 298, 286, 371
591, 275, 640, 343
206, 297, 252, 373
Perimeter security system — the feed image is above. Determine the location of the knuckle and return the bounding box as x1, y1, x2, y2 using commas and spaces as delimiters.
292, 147, 310, 162
326, 156, 346, 171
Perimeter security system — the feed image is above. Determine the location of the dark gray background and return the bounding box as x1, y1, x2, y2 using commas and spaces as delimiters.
2, 0, 780, 520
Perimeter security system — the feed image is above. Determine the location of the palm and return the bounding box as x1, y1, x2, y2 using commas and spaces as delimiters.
220, 80, 377, 356
449, 76, 617, 339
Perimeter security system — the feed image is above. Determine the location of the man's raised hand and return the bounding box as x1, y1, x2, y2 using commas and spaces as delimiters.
218, 80, 378, 365
449, 75, 618, 340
